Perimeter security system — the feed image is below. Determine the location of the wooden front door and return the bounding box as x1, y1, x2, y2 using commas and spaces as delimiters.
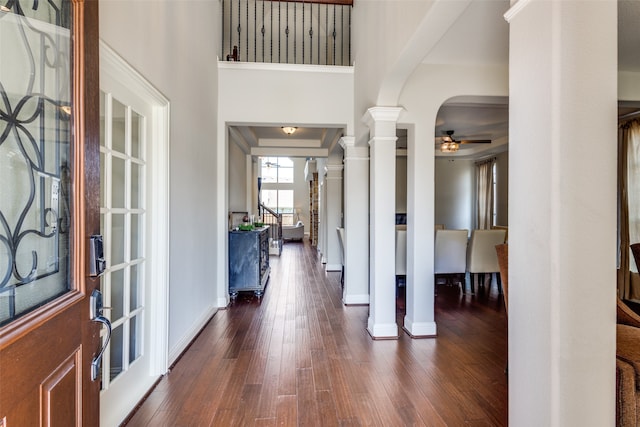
0, 0, 100, 426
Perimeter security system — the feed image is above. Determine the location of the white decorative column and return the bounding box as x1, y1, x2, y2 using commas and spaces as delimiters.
404, 123, 437, 337
363, 106, 402, 339
506, 1, 617, 426
339, 136, 370, 305
319, 178, 327, 262
325, 163, 344, 271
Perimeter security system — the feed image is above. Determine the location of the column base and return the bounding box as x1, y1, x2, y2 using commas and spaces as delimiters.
403, 317, 437, 338
367, 318, 399, 339
343, 294, 369, 305
325, 263, 342, 272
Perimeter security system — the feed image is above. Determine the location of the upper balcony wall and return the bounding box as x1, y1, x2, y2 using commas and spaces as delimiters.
221, 0, 352, 66
218, 62, 354, 133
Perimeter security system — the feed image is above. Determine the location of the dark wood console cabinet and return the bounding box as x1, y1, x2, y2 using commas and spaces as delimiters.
229, 226, 270, 299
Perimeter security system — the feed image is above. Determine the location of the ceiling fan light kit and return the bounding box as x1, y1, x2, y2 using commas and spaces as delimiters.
439, 129, 491, 152
440, 141, 459, 153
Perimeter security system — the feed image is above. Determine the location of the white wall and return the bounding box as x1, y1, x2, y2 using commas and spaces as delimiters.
432, 152, 509, 231
228, 138, 247, 212
218, 63, 353, 128
434, 159, 474, 231
619, 71, 640, 100
100, 0, 220, 361
352, 1, 433, 144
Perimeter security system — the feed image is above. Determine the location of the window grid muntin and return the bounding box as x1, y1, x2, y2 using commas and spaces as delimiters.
99, 91, 147, 390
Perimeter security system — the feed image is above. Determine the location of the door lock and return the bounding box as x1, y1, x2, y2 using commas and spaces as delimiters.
89, 235, 106, 277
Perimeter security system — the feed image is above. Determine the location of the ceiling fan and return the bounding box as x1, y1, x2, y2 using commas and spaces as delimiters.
440, 130, 491, 153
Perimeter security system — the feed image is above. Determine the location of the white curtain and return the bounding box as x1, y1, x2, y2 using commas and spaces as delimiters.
476, 158, 495, 230
618, 118, 640, 299
628, 122, 640, 273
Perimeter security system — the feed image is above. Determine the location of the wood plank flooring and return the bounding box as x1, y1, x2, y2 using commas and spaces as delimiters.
124, 240, 508, 426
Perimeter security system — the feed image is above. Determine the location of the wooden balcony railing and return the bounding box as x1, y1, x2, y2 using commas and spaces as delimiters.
221, 0, 353, 66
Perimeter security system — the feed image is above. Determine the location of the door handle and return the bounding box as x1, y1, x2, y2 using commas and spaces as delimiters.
90, 289, 112, 381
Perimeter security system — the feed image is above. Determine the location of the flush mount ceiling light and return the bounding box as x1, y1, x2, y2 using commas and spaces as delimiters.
282, 126, 297, 135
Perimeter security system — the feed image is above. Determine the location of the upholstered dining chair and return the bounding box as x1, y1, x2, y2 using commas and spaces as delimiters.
467, 229, 507, 294
495, 244, 508, 314
337, 227, 345, 287
616, 297, 640, 426
434, 229, 469, 293
631, 243, 640, 272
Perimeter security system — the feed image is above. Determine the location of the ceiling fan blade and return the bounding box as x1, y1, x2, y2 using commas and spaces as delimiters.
458, 139, 492, 144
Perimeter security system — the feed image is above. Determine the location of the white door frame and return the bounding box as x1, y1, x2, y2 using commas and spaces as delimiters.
99, 37, 170, 396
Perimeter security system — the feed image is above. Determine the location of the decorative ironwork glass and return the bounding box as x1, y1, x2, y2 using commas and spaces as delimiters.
0, 0, 74, 325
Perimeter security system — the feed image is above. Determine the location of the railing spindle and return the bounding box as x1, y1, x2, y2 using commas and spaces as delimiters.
309, 3, 313, 65
245, 0, 249, 61
237, 0, 241, 59
332, 5, 336, 65
340, 6, 344, 64
222, 0, 351, 66
325, 4, 328, 65
348, 4, 351, 65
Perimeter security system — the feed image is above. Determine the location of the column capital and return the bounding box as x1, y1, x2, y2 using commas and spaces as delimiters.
362, 106, 403, 126
324, 164, 344, 178
340, 136, 369, 160
339, 136, 355, 150
362, 106, 403, 140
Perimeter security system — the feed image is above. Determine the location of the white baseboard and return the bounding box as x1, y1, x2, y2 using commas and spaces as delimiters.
343, 294, 369, 305
217, 296, 230, 308
168, 306, 218, 366
403, 318, 437, 338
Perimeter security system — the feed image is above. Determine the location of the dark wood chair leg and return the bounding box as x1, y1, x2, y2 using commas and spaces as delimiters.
496, 273, 503, 294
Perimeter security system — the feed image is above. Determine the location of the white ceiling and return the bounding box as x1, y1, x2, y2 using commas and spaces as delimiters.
229, 125, 343, 158
231, 0, 640, 160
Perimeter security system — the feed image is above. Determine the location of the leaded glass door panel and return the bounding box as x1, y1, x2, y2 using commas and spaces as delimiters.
0, 0, 101, 425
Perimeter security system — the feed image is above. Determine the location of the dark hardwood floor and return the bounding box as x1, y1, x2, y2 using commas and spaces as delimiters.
124, 240, 508, 426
